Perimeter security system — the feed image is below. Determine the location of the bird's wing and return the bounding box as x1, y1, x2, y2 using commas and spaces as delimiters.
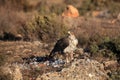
49, 37, 69, 57
57, 37, 69, 48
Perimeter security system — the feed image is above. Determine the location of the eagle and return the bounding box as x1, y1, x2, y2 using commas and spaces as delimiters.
49, 31, 78, 58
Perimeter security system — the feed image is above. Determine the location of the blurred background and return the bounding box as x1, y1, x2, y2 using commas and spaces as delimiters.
0, 0, 120, 41
0, 0, 120, 80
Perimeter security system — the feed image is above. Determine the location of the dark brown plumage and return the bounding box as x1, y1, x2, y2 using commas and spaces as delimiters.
49, 36, 69, 58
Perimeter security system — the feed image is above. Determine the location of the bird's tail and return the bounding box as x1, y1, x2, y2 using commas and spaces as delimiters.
49, 50, 55, 58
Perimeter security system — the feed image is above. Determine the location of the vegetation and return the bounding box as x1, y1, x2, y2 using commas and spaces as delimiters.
79, 0, 120, 16
0, 0, 120, 80
25, 14, 68, 42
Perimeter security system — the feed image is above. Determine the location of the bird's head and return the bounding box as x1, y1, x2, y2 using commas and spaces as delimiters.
67, 31, 76, 39
67, 31, 73, 36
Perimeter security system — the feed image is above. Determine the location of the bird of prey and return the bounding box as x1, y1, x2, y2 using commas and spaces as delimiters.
49, 31, 78, 58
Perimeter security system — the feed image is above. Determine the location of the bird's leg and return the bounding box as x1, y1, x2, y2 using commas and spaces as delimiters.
70, 52, 74, 61
65, 52, 70, 63
49, 52, 55, 59
65, 52, 74, 63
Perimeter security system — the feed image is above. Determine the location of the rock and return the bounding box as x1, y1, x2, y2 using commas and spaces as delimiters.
22, 49, 32, 53
36, 59, 108, 80
91, 10, 111, 18
103, 60, 117, 68
74, 48, 84, 55
15, 34, 23, 41
44, 59, 65, 68
74, 48, 90, 59
62, 5, 79, 18
33, 41, 43, 46
92, 11, 101, 17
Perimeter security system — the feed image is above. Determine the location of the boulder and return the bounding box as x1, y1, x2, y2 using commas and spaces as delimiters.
62, 5, 79, 18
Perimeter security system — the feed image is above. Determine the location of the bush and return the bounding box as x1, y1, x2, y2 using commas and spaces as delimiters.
109, 70, 120, 80
113, 37, 120, 52
81, 35, 119, 60
25, 14, 68, 42
89, 43, 99, 54
113, 37, 120, 61
100, 37, 120, 52
99, 49, 116, 60
92, 36, 120, 60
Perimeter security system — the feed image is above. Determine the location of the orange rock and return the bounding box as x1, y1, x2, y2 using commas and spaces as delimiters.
62, 5, 79, 18
92, 11, 101, 17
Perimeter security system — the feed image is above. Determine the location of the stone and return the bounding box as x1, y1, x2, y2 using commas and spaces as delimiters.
103, 60, 117, 68
36, 59, 108, 80
91, 10, 111, 18
15, 34, 23, 40
62, 5, 79, 18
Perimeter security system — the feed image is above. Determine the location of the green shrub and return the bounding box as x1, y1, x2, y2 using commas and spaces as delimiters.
99, 37, 120, 53
26, 14, 68, 42
99, 49, 116, 59
89, 43, 99, 54
113, 37, 120, 61
99, 37, 115, 50
95, 36, 120, 60
113, 37, 120, 52
110, 72, 120, 80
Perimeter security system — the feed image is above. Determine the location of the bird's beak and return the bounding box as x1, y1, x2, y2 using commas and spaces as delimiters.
67, 31, 71, 34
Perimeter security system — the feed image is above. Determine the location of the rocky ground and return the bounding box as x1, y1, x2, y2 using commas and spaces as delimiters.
0, 0, 120, 80
0, 41, 119, 80
36, 59, 108, 80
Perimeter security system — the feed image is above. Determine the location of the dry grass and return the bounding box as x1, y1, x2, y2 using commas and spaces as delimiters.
0, 0, 120, 80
